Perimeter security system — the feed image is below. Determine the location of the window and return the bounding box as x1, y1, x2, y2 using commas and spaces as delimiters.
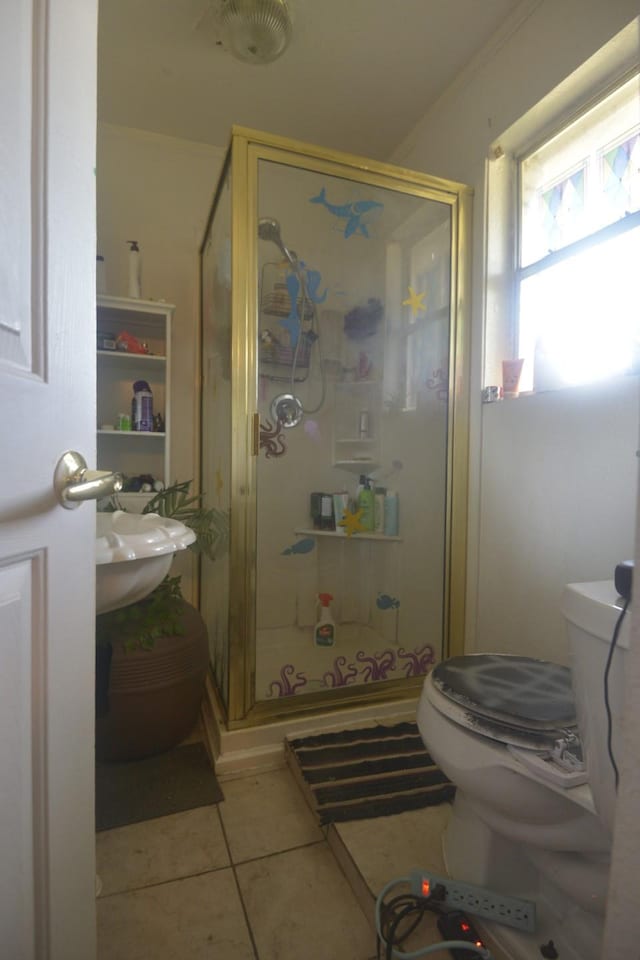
515, 73, 640, 393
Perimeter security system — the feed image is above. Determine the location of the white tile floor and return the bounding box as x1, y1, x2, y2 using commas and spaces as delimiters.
96, 741, 487, 960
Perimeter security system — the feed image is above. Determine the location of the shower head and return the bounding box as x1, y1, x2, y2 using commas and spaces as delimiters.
258, 217, 297, 266
258, 217, 282, 244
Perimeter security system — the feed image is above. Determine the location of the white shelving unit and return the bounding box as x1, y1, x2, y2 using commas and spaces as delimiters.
96, 295, 174, 509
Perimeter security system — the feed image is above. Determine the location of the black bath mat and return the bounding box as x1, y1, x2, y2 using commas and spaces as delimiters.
286, 721, 454, 826
95, 741, 224, 832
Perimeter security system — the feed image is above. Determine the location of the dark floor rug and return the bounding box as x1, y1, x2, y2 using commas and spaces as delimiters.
95, 741, 224, 832
286, 721, 454, 826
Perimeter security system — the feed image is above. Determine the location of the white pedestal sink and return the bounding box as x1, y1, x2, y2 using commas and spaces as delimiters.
96, 511, 196, 614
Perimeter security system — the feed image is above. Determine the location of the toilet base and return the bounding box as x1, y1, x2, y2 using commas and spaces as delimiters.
443, 793, 606, 960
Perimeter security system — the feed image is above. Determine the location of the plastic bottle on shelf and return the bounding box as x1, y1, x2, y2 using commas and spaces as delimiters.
127, 240, 142, 298
358, 478, 375, 531
96, 254, 107, 294
314, 593, 336, 647
374, 486, 386, 534
383, 491, 399, 537
131, 379, 154, 432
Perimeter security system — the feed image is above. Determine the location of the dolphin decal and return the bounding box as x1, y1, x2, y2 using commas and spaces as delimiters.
309, 187, 383, 238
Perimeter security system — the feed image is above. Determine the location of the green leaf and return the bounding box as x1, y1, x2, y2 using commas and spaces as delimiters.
97, 479, 229, 650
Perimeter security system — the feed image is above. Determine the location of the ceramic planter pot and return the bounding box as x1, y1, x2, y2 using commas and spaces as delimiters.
96, 601, 209, 761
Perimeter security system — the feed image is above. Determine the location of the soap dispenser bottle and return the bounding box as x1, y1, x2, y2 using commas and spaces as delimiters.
314, 593, 336, 647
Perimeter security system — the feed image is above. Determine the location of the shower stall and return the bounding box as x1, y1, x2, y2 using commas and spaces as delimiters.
200, 127, 471, 728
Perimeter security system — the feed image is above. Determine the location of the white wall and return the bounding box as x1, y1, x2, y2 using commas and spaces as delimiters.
478, 378, 638, 663
391, 5, 640, 948
96, 123, 224, 599
391, 0, 640, 658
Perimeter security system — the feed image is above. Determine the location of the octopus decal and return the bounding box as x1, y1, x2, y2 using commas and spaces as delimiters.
259, 418, 287, 458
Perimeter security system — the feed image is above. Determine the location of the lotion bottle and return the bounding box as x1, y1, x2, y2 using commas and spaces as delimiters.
314, 593, 336, 647
374, 486, 386, 534
358, 478, 375, 531
127, 240, 142, 298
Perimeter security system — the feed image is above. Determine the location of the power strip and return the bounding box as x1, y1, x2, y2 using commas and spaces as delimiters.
409, 870, 536, 933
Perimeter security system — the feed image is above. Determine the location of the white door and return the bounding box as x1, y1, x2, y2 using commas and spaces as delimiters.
0, 2, 99, 958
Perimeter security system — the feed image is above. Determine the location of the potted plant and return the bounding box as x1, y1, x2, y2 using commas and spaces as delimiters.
95, 481, 228, 761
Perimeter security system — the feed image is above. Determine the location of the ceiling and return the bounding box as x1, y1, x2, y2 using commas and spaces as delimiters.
98, 0, 522, 160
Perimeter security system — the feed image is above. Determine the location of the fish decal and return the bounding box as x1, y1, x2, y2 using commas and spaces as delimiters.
376, 593, 400, 610
282, 537, 316, 556
309, 187, 383, 239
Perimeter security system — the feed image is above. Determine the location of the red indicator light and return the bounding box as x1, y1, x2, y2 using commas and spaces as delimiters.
461, 922, 470, 932
421, 879, 431, 897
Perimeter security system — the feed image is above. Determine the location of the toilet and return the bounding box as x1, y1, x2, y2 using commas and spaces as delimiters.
416, 580, 630, 960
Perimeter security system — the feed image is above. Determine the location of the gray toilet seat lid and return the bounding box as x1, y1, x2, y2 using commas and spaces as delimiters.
432, 654, 577, 732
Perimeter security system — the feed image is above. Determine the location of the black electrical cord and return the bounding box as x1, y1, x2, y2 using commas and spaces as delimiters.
377, 888, 448, 960
603, 597, 629, 791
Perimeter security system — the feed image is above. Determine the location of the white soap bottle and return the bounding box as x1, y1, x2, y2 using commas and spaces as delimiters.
127, 240, 142, 298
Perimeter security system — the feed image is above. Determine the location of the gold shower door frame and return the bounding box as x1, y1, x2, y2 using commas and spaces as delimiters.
220, 126, 471, 727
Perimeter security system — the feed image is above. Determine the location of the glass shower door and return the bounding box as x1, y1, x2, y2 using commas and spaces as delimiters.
254, 157, 455, 704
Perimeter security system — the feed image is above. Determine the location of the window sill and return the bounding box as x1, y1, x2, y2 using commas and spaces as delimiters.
481, 371, 639, 404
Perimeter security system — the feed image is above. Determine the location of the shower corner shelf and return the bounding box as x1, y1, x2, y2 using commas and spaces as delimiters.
333, 378, 382, 469
294, 527, 402, 542
334, 460, 380, 472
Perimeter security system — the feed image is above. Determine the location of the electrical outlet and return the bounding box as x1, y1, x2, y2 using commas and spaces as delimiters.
410, 870, 536, 933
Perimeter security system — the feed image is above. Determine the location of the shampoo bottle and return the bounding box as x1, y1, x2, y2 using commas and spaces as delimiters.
374, 486, 386, 534
384, 491, 399, 537
314, 593, 336, 647
127, 240, 142, 298
358, 478, 375, 531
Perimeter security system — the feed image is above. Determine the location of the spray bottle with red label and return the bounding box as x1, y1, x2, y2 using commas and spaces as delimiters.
314, 593, 336, 647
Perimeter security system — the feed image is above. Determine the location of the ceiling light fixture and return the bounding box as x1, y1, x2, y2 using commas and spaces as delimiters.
219, 0, 292, 65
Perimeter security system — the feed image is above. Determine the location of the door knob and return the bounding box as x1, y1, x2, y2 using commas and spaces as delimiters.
54, 450, 123, 509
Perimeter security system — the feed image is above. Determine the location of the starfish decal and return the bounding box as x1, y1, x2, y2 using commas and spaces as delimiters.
402, 286, 427, 317
338, 507, 365, 537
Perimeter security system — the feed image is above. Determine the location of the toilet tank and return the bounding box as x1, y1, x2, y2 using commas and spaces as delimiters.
562, 580, 631, 834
